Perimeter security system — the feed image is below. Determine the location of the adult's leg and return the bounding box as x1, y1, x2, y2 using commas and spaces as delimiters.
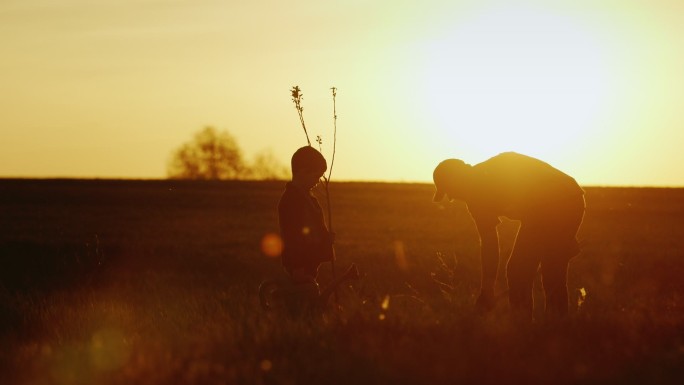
540, 194, 585, 317
540, 257, 570, 317
507, 225, 543, 319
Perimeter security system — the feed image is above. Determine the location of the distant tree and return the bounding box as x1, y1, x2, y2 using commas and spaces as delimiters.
248, 150, 290, 180
167, 126, 246, 180
167, 127, 289, 180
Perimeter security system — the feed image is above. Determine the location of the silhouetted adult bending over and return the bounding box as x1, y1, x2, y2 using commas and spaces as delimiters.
433, 152, 585, 318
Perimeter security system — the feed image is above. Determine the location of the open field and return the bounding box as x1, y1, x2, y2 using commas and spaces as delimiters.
1, 179, 683, 384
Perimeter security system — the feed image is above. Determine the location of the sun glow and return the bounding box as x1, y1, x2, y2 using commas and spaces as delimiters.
417, 6, 618, 164
1, 1, 683, 185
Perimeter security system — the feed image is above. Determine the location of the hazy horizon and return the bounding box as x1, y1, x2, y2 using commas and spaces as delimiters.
2, 175, 682, 188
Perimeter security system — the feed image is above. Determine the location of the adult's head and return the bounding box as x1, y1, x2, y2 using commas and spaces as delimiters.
291, 146, 327, 189
432, 158, 473, 202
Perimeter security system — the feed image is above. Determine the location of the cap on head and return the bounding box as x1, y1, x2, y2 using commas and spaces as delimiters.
433, 158, 469, 202
291, 146, 327, 176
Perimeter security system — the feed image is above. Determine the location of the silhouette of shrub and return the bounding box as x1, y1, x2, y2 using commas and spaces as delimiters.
167, 127, 288, 180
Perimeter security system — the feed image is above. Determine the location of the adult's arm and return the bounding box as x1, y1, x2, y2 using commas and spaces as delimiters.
475, 220, 500, 311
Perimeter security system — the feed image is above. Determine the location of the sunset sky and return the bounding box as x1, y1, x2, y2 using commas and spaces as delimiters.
1, 0, 683, 186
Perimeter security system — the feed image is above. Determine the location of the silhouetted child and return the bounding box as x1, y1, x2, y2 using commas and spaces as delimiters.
278, 146, 358, 311
433, 152, 585, 319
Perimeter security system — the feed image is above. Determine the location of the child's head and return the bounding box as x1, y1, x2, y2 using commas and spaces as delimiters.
291, 146, 327, 188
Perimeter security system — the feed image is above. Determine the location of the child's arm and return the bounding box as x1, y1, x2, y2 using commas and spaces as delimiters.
278, 197, 313, 268
279, 192, 334, 269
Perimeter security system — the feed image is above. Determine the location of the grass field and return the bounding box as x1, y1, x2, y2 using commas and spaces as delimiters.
1, 179, 683, 384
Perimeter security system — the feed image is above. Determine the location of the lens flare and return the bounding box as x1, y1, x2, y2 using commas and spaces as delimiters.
260, 359, 273, 371
381, 295, 390, 311
261, 233, 283, 258
393, 240, 409, 271
90, 328, 129, 372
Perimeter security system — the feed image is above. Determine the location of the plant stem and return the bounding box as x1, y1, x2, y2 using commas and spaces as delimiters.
291, 86, 311, 146
327, 86, 338, 303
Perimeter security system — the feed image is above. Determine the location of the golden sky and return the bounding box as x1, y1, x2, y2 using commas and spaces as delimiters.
1, 0, 683, 186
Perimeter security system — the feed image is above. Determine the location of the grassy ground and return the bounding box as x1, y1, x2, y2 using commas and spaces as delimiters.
1, 179, 683, 384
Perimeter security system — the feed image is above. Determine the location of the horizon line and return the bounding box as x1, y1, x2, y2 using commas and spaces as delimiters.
1, 176, 682, 189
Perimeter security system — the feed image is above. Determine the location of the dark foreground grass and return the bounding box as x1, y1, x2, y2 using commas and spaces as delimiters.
1, 179, 683, 384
